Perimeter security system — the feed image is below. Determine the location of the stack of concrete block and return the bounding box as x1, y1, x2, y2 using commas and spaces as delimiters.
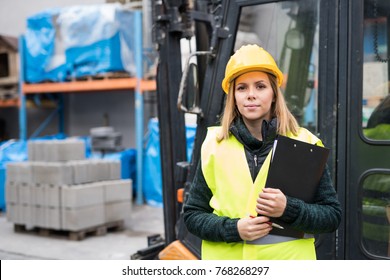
102, 180, 132, 224
61, 180, 131, 231
28, 138, 86, 162
5, 139, 132, 233
5, 162, 34, 227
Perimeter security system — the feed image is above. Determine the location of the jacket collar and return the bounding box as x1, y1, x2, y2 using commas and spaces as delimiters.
230, 117, 277, 151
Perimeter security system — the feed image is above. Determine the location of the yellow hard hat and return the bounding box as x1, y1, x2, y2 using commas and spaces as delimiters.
221, 44, 283, 93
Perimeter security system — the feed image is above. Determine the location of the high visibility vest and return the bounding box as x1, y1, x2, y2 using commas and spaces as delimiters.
201, 126, 323, 260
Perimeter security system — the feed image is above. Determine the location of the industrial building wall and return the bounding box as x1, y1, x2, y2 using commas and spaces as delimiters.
0, 0, 154, 148
65, 91, 149, 148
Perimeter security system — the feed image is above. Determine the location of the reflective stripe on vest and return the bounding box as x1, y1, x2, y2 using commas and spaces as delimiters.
200, 126, 323, 260
246, 233, 315, 245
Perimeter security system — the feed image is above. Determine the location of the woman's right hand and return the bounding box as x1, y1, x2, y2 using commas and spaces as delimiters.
237, 215, 272, 241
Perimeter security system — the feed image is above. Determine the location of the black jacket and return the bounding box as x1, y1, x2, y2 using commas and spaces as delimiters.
183, 117, 342, 243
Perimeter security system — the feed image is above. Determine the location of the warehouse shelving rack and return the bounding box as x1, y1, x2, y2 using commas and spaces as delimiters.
18, 11, 152, 205
0, 99, 19, 108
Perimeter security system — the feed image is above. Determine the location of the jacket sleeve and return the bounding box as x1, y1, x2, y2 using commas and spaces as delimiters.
183, 161, 242, 243
279, 165, 342, 233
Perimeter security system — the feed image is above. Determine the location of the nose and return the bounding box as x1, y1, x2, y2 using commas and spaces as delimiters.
247, 85, 256, 98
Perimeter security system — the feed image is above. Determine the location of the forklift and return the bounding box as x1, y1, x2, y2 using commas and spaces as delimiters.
132, 0, 390, 260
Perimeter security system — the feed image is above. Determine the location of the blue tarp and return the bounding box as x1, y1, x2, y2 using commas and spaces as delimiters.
24, 3, 136, 83
143, 118, 196, 207
25, 8, 66, 83
0, 140, 28, 211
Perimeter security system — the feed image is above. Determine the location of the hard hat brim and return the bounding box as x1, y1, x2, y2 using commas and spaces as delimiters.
222, 66, 283, 93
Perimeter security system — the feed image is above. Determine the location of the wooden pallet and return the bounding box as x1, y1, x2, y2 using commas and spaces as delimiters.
0, 98, 19, 107
13, 220, 125, 241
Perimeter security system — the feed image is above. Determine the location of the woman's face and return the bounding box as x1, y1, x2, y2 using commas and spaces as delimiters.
234, 71, 275, 125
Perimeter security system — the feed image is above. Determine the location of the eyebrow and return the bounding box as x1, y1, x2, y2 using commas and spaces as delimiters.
236, 79, 268, 84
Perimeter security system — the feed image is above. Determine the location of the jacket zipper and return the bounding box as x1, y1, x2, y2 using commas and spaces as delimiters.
254, 155, 258, 167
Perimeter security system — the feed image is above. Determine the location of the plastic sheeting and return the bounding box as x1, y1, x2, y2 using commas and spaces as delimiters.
24, 3, 136, 83
143, 118, 196, 207
0, 140, 28, 211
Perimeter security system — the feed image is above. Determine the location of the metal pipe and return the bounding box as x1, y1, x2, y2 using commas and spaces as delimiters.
135, 10, 144, 205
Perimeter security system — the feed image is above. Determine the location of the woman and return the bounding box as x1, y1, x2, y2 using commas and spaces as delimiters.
183, 44, 341, 260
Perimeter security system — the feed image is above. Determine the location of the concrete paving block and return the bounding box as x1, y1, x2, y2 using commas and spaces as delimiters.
27, 141, 35, 161
104, 179, 132, 203
25, 205, 61, 229
27, 140, 38, 161
102, 161, 113, 181
31, 184, 46, 206
21, 204, 34, 227
45, 142, 59, 161
30, 184, 61, 207
61, 183, 104, 208
70, 160, 90, 184
46, 207, 61, 230
5, 162, 33, 184
56, 139, 86, 161
37, 141, 48, 161
88, 161, 100, 182
45, 185, 61, 208
6, 202, 21, 224
29, 140, 45, 161
32, 162, 73, 185
5, 182, 18, 203
33, 205, 47, 228
18, 184, 32, 205
61, 204, 105, 231
28, 139, 86, 162
109, 161, 121, 180
89, 160, 111, 182
105, 201, 131, 223
46, 139, 86, 162
28, 141, 47, 161
70, 160, 115, 184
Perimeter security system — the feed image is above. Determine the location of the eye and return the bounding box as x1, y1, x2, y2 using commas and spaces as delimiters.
256, 83, 267, 90
236, 84, 247, 91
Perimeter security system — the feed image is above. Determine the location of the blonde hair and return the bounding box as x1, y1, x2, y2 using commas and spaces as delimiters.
217, 72, 299, 141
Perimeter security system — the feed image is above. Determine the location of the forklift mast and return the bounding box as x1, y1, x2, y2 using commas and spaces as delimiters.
152, 0, 192, 247
151, 0, 225, 254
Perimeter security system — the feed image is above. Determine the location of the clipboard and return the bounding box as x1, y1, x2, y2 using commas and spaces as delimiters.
264, 135, 330, 238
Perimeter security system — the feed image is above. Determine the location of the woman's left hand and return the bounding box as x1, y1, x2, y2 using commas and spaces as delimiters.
256, 188, 287, 218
